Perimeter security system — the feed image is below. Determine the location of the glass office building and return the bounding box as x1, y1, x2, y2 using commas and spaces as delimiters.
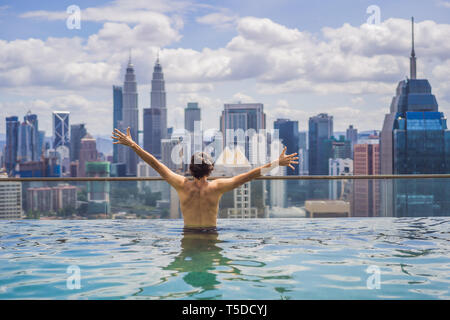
380, 18, 450, 216
274, 119, 299, 175
112, 85, 123, 164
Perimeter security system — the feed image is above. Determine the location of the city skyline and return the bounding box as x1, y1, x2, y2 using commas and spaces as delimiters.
0, 1, 450, 138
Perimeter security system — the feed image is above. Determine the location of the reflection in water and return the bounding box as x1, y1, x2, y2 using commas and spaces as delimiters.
162, 229, 298, 299
163, 230, 231, 293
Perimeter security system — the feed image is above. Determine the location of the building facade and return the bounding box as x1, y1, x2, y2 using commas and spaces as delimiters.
308, 113, 333, 175
112, 85, 123, 164
78, 133, 98, 177
18, 112, 39, 163
70, 124, 87, 162
353, 143, 380, 217
274, 119, 299, 175
328, 158, 353, 201
27, 184, 77, 215
0, 180, 22, 219
86, 162, 110, 215
5, 116, 20, 175
346, 125, 358, 156
184, 102, 201, 133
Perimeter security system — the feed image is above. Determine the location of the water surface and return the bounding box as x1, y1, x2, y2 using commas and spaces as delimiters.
0, 218, 449, 299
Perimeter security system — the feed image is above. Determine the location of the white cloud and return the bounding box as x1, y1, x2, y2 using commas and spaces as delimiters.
236, 17, 304, 46
351, 97, 364, 105
232, 92, 255, 103
20, 0, 191, 25
87, 21, 181, 52
437, 1, 450, 8
3, 11, 450, 135
196, 10, 238, 29
7, 15, 450, 93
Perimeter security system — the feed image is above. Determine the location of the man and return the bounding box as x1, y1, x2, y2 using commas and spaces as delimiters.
112, 128, 298, 229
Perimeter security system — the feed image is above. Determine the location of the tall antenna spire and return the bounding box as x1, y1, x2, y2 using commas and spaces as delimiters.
128, 48, 132, 66
156, 48, 160, 64
410, 16, 417, 79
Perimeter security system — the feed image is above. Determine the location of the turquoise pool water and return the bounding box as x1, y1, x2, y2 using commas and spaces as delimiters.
0, 218, 449, 299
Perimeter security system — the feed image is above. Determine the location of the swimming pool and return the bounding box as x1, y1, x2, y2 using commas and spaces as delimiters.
0, 218, 449, 299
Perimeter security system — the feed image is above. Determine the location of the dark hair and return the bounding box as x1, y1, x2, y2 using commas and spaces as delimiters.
189, 152, 214, 179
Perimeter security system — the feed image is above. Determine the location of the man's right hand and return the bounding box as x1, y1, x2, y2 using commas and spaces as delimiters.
278, 146, 299, 170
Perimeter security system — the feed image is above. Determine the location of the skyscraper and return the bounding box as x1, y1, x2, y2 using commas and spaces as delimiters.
25, 112, 39, 161
274, 118, 299, 175
220, 103, 266, 160
5, 116, 20, 175
144, 56, 167, 160
346, 125, 358, 156
53, 111, 70, 149
70, 123, 87, 161
38, 130, 45, 159
112, 85, 123, 164
122, 55, 139, 176
308, 113, 333, 175
380, 17, 450, 216
18, 120, 32, 163
184, 102, 201, 133
18, 112, 39, 163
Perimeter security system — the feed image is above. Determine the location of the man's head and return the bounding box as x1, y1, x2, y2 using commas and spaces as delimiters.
189, 152, 214, 179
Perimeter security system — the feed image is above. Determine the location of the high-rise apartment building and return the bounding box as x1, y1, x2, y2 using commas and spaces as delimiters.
353, 143, 380, 216
0, 178, 22, 219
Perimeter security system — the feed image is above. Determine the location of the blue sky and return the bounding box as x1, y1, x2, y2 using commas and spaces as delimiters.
0, 0, 450, 138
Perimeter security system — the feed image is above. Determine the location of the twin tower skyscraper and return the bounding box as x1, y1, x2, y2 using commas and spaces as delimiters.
113, 53, 167, 176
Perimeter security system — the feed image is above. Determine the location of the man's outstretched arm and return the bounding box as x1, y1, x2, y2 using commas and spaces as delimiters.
212, 146, 298, 194
112, 128, 186, 189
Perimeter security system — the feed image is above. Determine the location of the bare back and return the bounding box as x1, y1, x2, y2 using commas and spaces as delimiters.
176, 179, 224, 228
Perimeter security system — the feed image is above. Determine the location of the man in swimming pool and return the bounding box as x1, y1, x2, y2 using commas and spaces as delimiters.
112, 127, 298, 229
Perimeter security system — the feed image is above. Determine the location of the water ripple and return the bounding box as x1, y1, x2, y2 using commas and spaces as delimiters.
0, 218, 449, 299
